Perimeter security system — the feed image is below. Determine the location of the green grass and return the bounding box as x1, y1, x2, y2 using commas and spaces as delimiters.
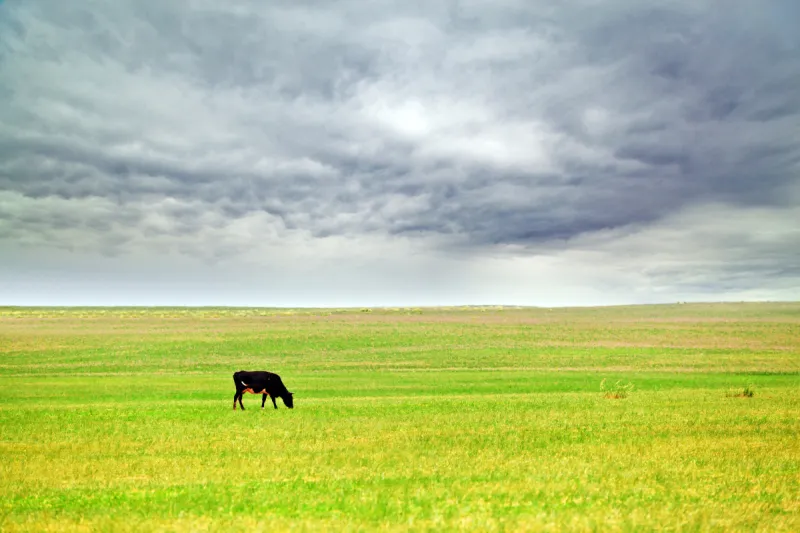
1, 303, 799, 532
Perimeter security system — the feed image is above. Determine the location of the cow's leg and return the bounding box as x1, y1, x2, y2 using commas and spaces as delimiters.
261, 393, 268, 409
233, 392, 239, 410
238, 392, 246, 410
272, 396, 278, 409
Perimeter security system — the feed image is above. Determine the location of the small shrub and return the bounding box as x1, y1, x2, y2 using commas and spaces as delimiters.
601, 379, 634, 399
726, 385, 755, 398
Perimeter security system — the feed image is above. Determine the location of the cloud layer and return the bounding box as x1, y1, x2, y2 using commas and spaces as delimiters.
1, 0, 799, 305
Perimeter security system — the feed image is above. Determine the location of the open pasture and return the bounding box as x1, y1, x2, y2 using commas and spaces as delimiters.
1, 303, 799, 531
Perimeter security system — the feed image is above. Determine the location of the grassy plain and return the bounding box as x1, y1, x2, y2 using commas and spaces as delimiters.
0, 303, 798, 532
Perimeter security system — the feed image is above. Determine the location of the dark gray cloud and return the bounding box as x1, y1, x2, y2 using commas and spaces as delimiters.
1, 0, 799, 304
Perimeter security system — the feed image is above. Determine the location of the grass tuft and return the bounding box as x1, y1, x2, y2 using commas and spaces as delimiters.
726, 385, 755, 398
601, 378, 634, 399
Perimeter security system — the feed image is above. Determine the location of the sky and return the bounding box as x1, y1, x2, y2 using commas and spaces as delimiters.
1, 0, 799, 307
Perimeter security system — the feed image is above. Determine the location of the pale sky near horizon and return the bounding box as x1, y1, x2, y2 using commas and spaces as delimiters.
1, 0, 799, 307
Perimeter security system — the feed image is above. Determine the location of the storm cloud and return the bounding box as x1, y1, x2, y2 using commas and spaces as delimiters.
1, 0, 799, 305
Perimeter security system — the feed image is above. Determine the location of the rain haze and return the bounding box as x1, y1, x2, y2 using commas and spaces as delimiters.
1, 0, 799, 307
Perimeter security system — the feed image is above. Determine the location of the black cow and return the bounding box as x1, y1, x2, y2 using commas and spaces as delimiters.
233, 370, 294, 410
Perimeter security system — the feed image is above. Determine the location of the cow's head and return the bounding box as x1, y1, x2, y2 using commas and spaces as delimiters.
283, 392, 294, 409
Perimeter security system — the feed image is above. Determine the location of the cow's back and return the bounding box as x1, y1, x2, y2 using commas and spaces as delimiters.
234, 370, 282, 391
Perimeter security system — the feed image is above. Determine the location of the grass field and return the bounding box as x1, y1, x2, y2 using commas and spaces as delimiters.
1, 303, 799, 532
